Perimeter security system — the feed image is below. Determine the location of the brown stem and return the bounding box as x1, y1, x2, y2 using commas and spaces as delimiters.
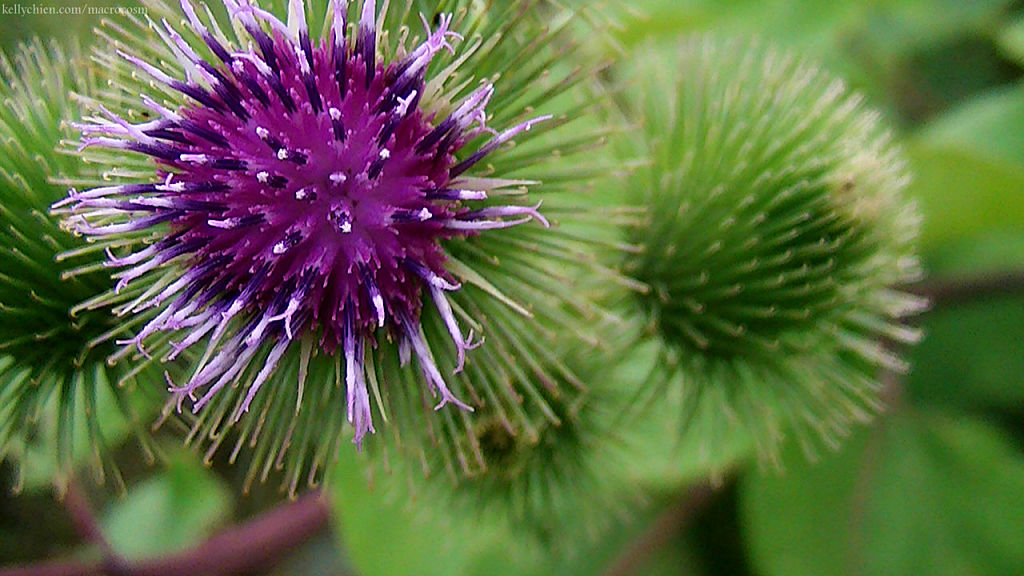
0, 491, 331, 576
601, 479, 720, 576
0, 560, 95, 576
844, 367, 905, 576
908, 270, 1024, 307
128, 490, 330, 576
63, 480, 124, 564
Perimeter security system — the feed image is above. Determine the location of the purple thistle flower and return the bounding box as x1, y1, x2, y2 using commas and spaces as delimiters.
58, 0, 555, 449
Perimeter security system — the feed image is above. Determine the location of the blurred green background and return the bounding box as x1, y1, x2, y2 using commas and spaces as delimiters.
2, 0, 1023, 575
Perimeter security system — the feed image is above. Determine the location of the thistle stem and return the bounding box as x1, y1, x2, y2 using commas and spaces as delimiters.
600, 479, 722, 576
907, 270, 1024, 308
62, 479, 128, 574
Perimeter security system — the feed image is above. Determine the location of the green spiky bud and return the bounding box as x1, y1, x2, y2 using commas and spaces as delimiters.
0, 40, 158, 490
620, 38, 926, 459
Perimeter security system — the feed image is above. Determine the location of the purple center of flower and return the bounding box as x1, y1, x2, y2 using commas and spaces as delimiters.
176, 31, 458, 348
60, 0, 550, 446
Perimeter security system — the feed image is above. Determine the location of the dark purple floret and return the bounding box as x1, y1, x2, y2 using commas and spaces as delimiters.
61, 0, 551, 446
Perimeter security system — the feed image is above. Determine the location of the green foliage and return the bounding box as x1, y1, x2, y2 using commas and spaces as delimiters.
907, 143, 1024, 250
742, 410, 1024, 576
615, 0, 1015, 57
906, 296, 1024, 410
331, 449, 495, 576
998, 13, 1024, 66
612, 343, 758, 490
332, 441, 671, 576
101, 450, 231, 559
919, 83, 1024, 167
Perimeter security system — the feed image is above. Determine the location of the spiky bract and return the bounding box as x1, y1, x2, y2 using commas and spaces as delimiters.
0, 40, 157, 490
622, 38, 925, 458
58, 0, 616, 492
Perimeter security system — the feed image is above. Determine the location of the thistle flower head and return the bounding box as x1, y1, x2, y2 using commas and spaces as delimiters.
621, 38, 926, 459
57, 0, 614, 490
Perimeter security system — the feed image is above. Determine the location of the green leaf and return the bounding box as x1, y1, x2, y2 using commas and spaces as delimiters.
617, 0, 1010, 56
330, 450, 482, 576
618, 349, 756, 491
997, 14, 1024, 66
101, 452, 231, 560
741, 411, 1024, 576
615, 0, 1015, 129
906, 142, 1024, 250
330, 445, 670, 576
859, 0, 1013, 50
926, 230, 1024, 277
740, 429, 868, 576
330, 452, 550, 576
614, 1, 855, 51
917, 83, 1024, 169
906, 294, 1024, 410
